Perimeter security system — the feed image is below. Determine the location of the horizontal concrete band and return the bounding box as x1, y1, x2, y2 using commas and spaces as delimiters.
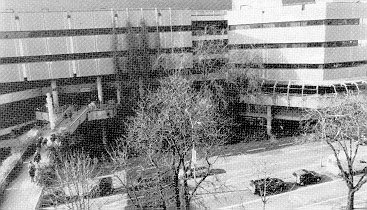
0, 48, 193, 64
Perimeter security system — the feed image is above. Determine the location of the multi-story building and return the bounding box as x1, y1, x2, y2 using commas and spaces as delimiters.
0, 7, 228, 134
229, 0, 367, 135
0, 0, 366, 137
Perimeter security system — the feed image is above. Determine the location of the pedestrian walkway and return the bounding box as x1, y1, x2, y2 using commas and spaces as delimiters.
1, 160, 43, 210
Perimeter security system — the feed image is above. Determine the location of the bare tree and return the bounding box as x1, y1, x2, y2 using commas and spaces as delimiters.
250, 159, 279, 210
41, 151, 99, 210
117, 71, 231, 209
305, 95, 367, 210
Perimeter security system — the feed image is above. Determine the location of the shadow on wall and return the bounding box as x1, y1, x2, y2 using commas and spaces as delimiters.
115, 20, 162, 118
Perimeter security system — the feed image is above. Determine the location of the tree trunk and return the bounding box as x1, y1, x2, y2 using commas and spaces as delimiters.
174, 172, 181, 209
346, 188, 355, 210
184, 178, 190, 209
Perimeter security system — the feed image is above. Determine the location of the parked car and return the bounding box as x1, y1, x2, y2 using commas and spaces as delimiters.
186, 166, 226, 179
292, 169, 322, 186
249, 177, 286, 196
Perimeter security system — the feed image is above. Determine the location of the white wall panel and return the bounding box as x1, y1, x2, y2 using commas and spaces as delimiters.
326, 3, 367, 19
0, 64, 22, 83
324, 47, 367, 63
70, 11, 95, 29
73, 36, 96, 53
229, 26, 326, 44
0, 13, 17, 31
27, 62, 50, 81
126, 10, 143, 27
96, 35, 113, 52
0, 39, 18, 57
157, 10, 172, 26
265, 68, 324, 81
325, 25, 367, 42
77, 59, 98, 76
50, 61, 72, 79
43, 12, 66, 30
48, 37, 68, 54
142, 10, 158, 26
324, 65, 367, 80
98, 58, 114, 75
229, 48, 325, 64
18, 13, 45, 30
93, 11, 113, 28
116, 10, 129, 27
23, 38, 47, 56
171, 10, 191, 26
228, 4, 327, 26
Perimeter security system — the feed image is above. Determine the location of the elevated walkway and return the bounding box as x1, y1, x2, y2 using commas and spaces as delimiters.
0, 103, 118, 210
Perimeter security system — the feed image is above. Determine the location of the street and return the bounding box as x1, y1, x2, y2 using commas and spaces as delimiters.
192, 140, 367, 209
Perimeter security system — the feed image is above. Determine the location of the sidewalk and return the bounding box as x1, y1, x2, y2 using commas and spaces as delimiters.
1, 160, 43, 210
0, 127, 44, 210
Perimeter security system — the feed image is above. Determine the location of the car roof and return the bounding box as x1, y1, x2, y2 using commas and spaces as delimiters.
294, 169, 310, 175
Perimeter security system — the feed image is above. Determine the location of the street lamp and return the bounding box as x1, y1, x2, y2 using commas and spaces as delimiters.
185, 108, 198, 182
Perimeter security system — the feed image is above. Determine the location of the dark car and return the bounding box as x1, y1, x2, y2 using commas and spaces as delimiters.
249, 177, 286, 196
292, 169, 322, 186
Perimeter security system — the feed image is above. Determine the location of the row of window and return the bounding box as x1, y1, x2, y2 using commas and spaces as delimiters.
0, 26, 193, 39
229, 40, 359, 49
0, 47, 194, 64
192, 29, 228, 36
234, 60, 367, 69
229, 18, 360, 30
0, 21, 231, 39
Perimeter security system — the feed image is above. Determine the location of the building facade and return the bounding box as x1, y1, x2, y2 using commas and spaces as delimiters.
0, 0, 366, 135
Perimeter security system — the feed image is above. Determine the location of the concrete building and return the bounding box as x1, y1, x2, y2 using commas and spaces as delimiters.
0, 0, 366, 137
229, 0, 367, 135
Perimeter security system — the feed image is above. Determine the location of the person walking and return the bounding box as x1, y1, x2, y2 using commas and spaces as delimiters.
28, 162, 36, 183
34, 151, 41, 164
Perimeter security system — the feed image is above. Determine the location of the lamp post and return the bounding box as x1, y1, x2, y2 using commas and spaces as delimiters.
185, 108, 197, 182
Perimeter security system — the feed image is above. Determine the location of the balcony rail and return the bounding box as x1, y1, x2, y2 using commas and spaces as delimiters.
191, 10, 227, 16
192, 28, 228, 36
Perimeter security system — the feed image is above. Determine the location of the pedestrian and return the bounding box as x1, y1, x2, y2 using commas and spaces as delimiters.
37, 137, 43, 148
34, 151, 41, 164
42, 138, 48, 147
28, 162, 36, 182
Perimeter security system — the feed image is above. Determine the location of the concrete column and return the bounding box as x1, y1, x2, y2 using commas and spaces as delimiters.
51, 80, 59, 110
46, 93, 56, 130
266, 105, 272, 136
102, 122, 107, 146
97, 77, 103, 104
116, 82, 121, 104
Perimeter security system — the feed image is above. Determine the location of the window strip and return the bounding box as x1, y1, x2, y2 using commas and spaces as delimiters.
0, 25, 192, 39
234, 60, 367, 70
228, 40, 358, 49
229, 18, 360, 30
0, 47, 193, 64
